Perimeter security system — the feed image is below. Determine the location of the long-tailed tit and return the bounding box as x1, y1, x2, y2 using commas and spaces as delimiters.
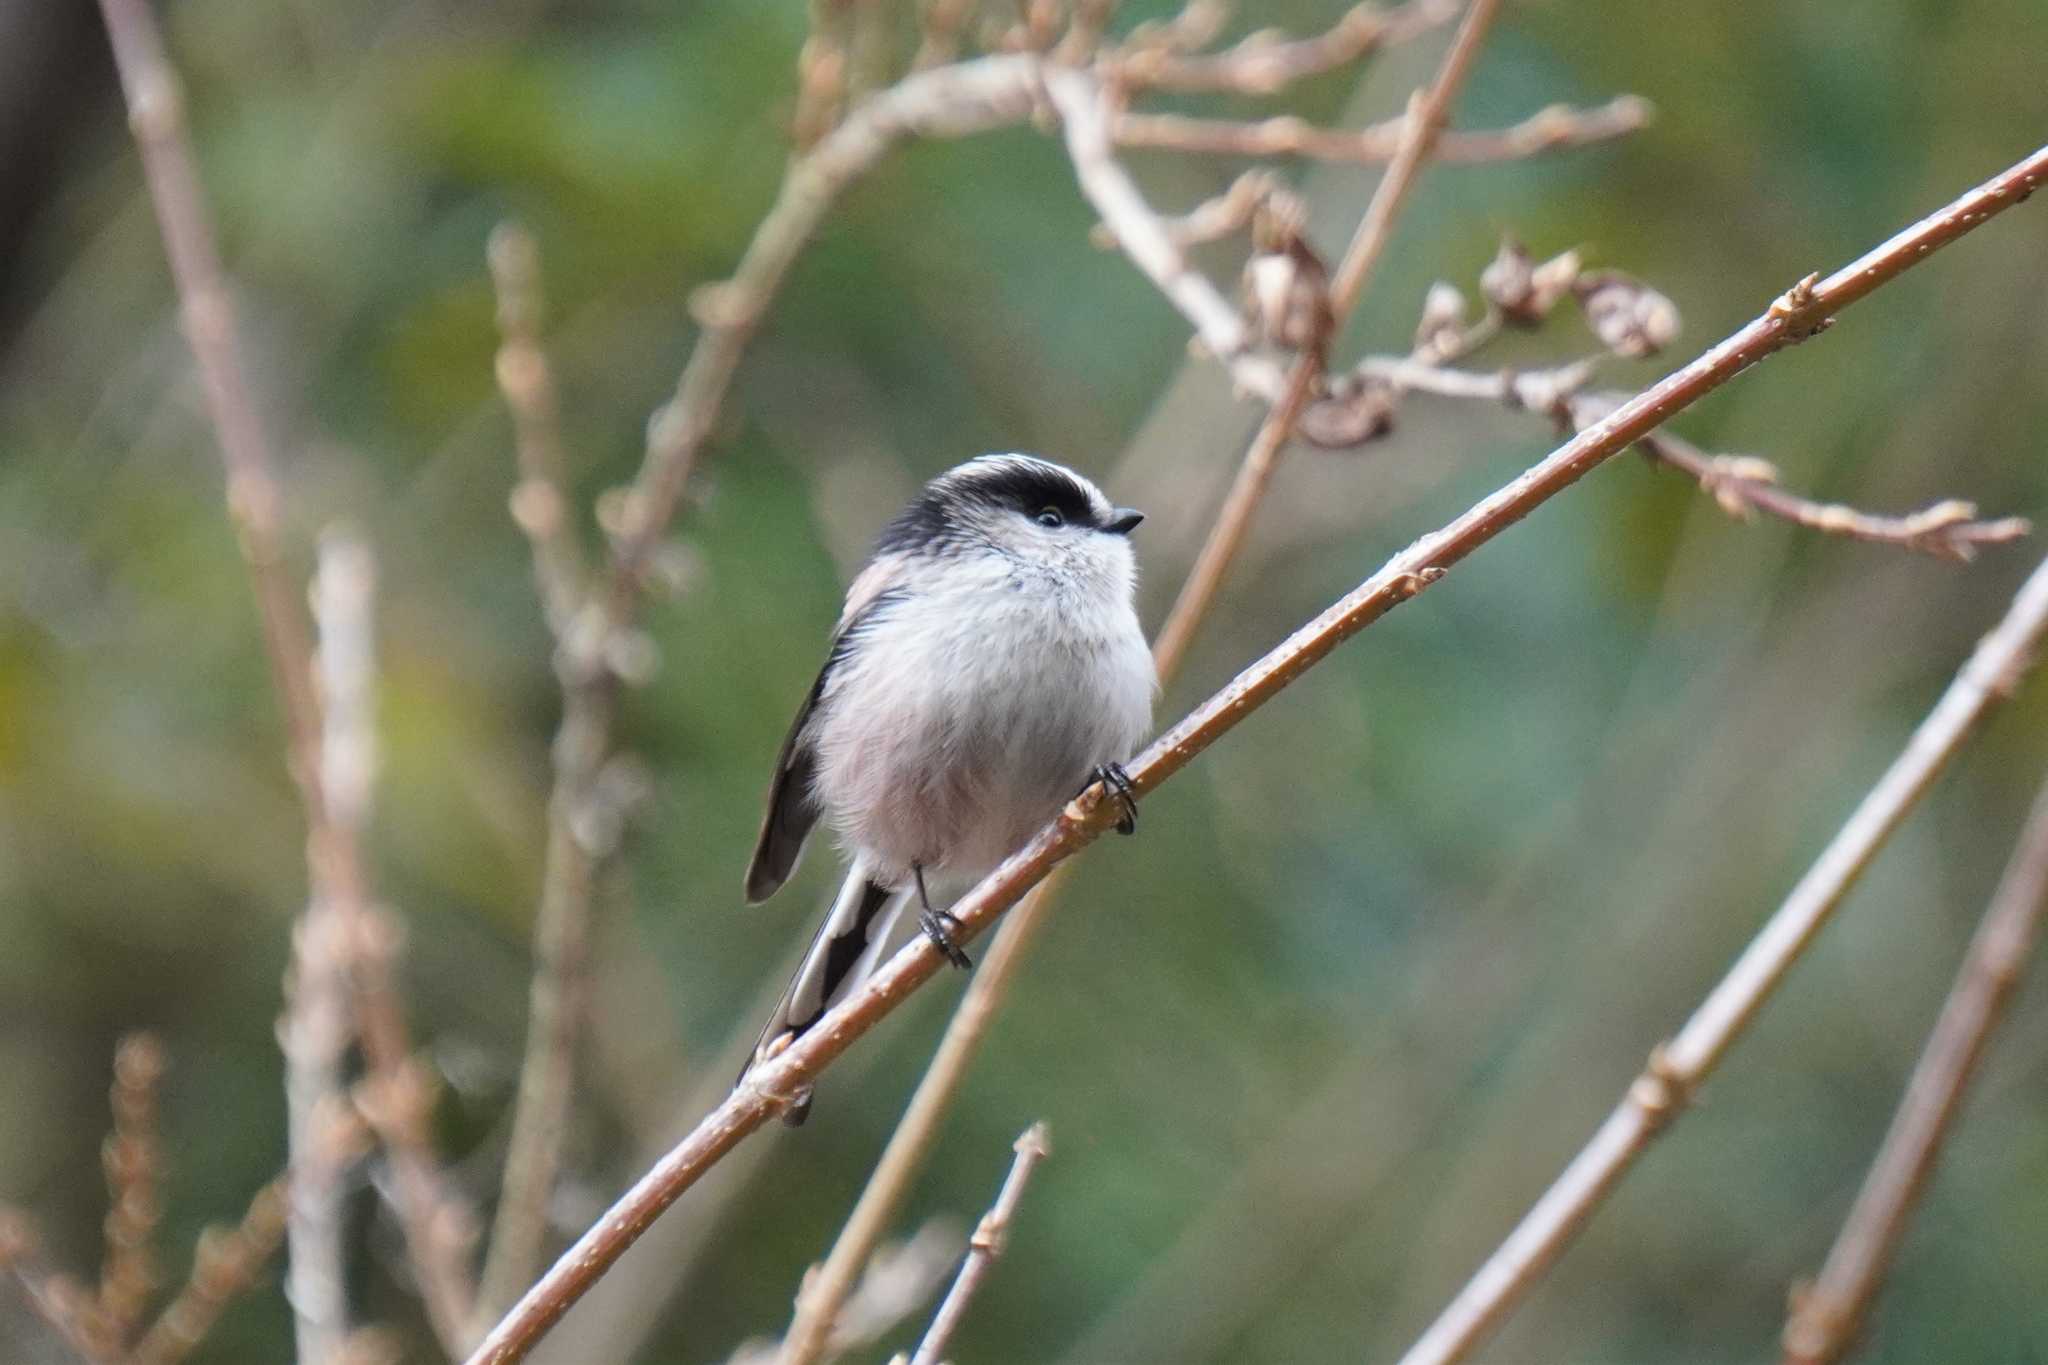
740, 454, 1155, 1122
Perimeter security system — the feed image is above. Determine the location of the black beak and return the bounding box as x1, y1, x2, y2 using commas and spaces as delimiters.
1105, 508, 1144, 535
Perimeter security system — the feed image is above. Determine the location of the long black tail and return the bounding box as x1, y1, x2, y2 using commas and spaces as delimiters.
741, 866, 905, 1125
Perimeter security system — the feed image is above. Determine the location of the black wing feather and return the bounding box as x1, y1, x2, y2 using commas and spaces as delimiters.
743, 590, 903, 902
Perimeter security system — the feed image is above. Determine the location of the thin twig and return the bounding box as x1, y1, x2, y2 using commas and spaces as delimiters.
1046, 65, 1284, 399
908, 1124, 1052, 1365
1161, 0, 1500, 684
1392, 551, 2048, 1365
95, 0, 476, 1348
1602, 400, 2032, 562
1332, 0, 1498, 318
4, 1212, 120, 1363
1091, 168, 1279, 250
1113, 94, 1651, 163
280, 534, 380, 1365
1110, 0, 1458, 94
94, 0, 323, 812
98, 1033, 167, 1346
462, 136, 2048, 1365
793, 0, 852, 149
490, 225, 588, 637
1353, 361, 2031, 559
131, 1177, 290, 1365
731, 1222, 964, 1365
1780, 775, 2048, 1365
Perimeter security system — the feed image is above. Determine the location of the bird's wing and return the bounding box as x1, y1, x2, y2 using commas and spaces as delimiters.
742, 562, 907, 903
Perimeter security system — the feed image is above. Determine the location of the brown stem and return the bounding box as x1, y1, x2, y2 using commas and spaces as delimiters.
1163, 0, 1500, 688
462, 137, 2048, 1365
1780, 775, 2048, 1365
1111, 0, 1458, 94
1608, 404, 2031, 562
1394, 547, 2048, 1365
490, 225, 590, 637
98, 1033, 167, 1346
1355, 361, 2031, 559
1113, 94, 1651, 164
908, 1124, 1053, 1365
131, 1178, 291, 1365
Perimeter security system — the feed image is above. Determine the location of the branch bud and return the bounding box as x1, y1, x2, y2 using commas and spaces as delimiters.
1241, 192, 1332, 355
1480, 237, 1581, 324
1574, 269, 1681, 357
1298, 376, 1397, 449
1412, 281, 1468, 361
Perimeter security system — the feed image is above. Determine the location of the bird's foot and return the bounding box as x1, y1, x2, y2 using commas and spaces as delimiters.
920, 908, 973, 970
1091, 762, 1139, 835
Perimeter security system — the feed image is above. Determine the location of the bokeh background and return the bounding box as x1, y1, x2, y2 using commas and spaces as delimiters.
4, 1, 2047, 1361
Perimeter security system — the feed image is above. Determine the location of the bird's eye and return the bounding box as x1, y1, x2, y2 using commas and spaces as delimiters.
1034, 507, 1065, 529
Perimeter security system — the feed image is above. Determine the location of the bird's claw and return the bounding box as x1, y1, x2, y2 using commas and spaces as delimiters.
1093, 762, 1139, 835
920, 908, 973, 969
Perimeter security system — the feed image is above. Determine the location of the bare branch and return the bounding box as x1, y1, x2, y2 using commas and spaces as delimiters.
1091, 168, 1280, 250
1114, 94, 1651, 164
1331, 0, 1497, 317
1781, 775, 2048, 1365
1159, 0, 1500, 680
1111, 0, 1458, 94
476, 224, 612, 1328
277, 536, 379, 1365
95, 0, 476, 1347
1597, 400, 2033, 561
731, 1222, 963, 1365
4, 1211, 120, 1362
1348, 359, 2030, 558
322, 543, 476, 1356
94, 0, 323, 816
1046, 66, 1283, 397
1393, 550, 2048, 1365
461, 140, 2048, 1365
908, 1124, 1052, 1365
131, 1177, 290, 1365
490, 225, 589, 638
98, 1033, 167, 1346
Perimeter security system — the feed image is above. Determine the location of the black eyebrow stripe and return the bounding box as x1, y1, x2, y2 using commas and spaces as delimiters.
952, 459, 1099, 525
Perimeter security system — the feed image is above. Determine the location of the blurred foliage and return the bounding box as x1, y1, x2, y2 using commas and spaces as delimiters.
3, 1, 2047, 1362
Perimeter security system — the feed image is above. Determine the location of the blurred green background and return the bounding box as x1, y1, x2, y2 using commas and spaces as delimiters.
3, 1, 2047, 1361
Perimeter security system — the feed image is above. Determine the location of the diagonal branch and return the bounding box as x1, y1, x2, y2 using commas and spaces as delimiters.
131, 1177, 291, 1365
462, 141, 2048, 1365
1393, 546, 2048, 1365
1780, 774, 2048, 1365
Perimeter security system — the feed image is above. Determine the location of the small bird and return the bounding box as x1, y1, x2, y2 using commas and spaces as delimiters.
740, 454, 1155, 1122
